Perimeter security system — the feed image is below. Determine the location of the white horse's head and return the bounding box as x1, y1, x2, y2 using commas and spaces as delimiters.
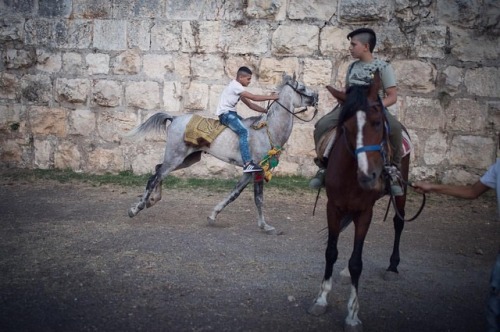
279, 73, 318, 110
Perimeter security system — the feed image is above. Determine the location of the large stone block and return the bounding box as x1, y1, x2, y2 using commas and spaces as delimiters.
437, 0, 480, 29
113, 0, 163, 18
402, 97, 443, 130
127, 20, 152, 51
21, 74, 52, 105
24, 19, 53, 46
4, 49, 36, 69
288, 0, 337, 21
165, 0, 204, 20
62, 52, 84, 75
449, 27, 500, 62
415, 25, 447, 59
445, 98, 487, 133
124, 143, 166, 175
303, 59, 333, 86
220, 22, 270, 55
86, 53, 109, 75
86, 147, 125, 174
55, 141, 81, 170
143, 54, 174, 80
439, 66, 463, 96
56, 78, 90, 104
151, 21, 181, 52
38, 0, 72, 17
259, 58, 300, 85
208, 84, 224, 114
163, 81, 183, 113
0, 17, 24, 41
36, 49, 62, 73
319, 26, 351, 57
0, 0, 35, 15
392, 60, 436, 93
0, 73, 20, 100
125, 81, 160, 109
190, 54, 225, 81
69, 109, 96, 136
54, 20, 92, 49
0, 104, 26, 137
34, 139, 53, 169
93, 80, 122, 107
244, 0, 286, 20
423, 131, 447, 166
339, 0, 394, 22
97, 109, 137, 142
113, 48, 141, 75
72, 0, 112, 19
465, 67, 500, 98
272, 24, 319, 56
184, 83, 209, 111
182, 21, 221, 54
487, 102, 500, 133
93, 20, 127, 51
448, 135, 495, 169
30, 106, 68, 137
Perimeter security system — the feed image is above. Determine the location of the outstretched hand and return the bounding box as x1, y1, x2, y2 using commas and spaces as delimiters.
412, 181, 433, 194
270, 92, 279, 100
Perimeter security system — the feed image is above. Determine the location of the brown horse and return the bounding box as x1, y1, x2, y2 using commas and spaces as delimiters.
308, 71, 410, 331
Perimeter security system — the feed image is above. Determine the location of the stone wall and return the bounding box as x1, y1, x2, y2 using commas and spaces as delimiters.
1, 0, 499, 183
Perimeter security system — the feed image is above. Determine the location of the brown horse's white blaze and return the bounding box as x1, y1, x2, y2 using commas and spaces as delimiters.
355, 110, 369, 176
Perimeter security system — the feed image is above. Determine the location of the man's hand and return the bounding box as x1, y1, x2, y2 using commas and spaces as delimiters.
270, 92, 279, 101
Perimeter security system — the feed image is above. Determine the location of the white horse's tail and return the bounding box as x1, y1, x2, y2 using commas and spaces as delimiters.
125, 112, 174, 139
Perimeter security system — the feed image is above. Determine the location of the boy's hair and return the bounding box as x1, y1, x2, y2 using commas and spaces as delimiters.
237, 66, 253, 77
347, 28, 377, 53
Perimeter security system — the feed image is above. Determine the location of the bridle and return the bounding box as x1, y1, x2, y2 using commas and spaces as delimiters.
265, 81, 319, 122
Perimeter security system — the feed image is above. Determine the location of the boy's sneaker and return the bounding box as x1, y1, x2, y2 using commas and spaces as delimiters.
309, 168, 326, 189
243, 161, 263, 173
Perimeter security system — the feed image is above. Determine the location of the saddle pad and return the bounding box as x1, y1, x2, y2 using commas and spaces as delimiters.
184, 115, 226, 146
401, 130, 412, 158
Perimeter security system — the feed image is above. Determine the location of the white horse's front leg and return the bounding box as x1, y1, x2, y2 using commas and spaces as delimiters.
207, 173, 252, 225
253, 173, 276, 234
308, 276, 333, 316
345, 285, 363, 332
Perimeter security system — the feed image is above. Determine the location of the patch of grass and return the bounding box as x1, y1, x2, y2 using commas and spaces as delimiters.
1, 169, 311, 192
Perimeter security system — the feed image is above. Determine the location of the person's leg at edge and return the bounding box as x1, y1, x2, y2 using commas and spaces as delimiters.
310, 108, 340, 189
385, 111, 403, 196
487, 250, 500, 332
222, 112, 262, 172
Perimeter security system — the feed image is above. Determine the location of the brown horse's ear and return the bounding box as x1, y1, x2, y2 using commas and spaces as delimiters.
368, 70, 381, 101
326, 85, 346, 104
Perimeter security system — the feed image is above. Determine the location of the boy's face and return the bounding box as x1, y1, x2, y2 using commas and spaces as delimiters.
349, 36, 369, 59
237, 73, 252, 87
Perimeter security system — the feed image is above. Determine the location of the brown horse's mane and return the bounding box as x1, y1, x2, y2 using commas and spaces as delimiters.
338, 84, 371, 127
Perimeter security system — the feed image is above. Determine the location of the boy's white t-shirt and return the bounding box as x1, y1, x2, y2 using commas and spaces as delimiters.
216, 80, 245, 116
480, 158, 500, 219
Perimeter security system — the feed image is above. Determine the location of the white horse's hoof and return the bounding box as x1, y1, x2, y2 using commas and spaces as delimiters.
128, 207, 139, 218
207, 216, 216, 225
344, 322, 363, 332
307, 303, 327, 316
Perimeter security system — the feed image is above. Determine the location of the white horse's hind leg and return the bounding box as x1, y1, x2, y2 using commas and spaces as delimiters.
308, 276, 333, 316
207, 173, 252, 225
253, 173, 276, 234
344, 285, 363, 332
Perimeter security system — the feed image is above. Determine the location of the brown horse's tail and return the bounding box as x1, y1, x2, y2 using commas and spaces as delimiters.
124, 112, 174, 139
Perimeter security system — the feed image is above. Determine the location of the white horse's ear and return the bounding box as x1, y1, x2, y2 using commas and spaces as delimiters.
292, 72, 296, 81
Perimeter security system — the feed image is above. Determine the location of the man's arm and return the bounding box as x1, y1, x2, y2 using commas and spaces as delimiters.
240, 91, 279, 102
412, 180, 490, 199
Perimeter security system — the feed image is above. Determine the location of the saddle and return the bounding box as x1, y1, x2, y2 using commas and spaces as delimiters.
184, 115, 226, 146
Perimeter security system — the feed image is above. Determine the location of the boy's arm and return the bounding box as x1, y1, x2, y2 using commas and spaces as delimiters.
412, 180, 490, 199
240, 91, 279, 102
382, 86, 397, 108
240, 96, 267, 113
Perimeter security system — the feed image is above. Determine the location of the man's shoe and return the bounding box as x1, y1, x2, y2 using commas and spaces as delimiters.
309, 169, 326, 189
243, 161, 263, 173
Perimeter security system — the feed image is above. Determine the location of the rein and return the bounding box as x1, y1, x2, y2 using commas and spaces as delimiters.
265, 82, 319, 123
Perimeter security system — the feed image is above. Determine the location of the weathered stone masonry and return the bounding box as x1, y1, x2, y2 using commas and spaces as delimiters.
0, 0, 499, 183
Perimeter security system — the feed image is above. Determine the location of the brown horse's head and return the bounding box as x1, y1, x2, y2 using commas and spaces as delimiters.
338, 70, 386, 191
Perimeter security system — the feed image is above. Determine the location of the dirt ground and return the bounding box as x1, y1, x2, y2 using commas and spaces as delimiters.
0, 175, 499, 332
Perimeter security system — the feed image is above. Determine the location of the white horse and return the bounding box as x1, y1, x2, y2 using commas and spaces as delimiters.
126, 74, 318, 234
